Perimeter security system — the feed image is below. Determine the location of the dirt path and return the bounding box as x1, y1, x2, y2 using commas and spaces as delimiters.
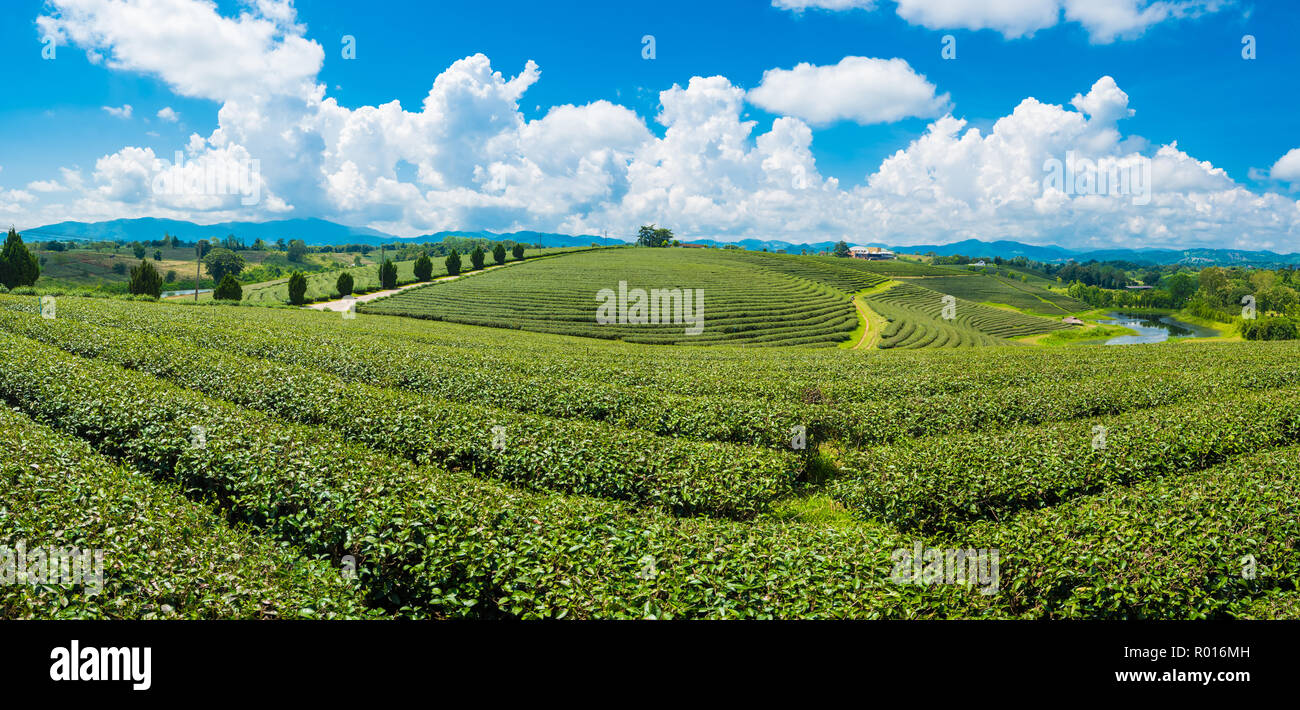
306, 261, 521, 312
307, 281, 424, 312
849, 282, 898, 350
851, 297, 874, 350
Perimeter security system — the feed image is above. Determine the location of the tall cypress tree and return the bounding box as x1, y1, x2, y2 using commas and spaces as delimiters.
379, 259, 398, 289
0, 228, 40, 289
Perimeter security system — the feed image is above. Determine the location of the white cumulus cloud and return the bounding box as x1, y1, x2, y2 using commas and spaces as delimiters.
747, 57, 949, 126
784, 0, 1233, 43
1271, 148, 1300, 183
39, 0, 323, 102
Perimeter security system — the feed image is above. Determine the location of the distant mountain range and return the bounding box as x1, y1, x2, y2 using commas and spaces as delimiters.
21, 218, 1300, 267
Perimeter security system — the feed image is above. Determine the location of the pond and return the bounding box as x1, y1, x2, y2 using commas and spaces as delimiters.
1101, 311, 1218, 345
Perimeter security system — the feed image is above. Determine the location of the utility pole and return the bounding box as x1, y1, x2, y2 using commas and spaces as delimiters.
195, 240, 201, 302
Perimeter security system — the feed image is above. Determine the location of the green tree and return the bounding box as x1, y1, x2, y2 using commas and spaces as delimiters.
832, 241, 851, 258
287, 239, 308, 263
203, 248, 247, 283
470, 245, 485, 270
512, 244, 525, 260
0, 228, 40, 289
1168, 272, 1196, 306
213, 273, 243, 301
336, 271, 354, 297
493, 243, 506, 265
379, 259, 398, 289
132, 242, 146, 259
636, 224, 673, 247
413, 254, 433, 281
445, 249, 461, 276
287, 271, 308, 305
128, 259, 163, 298
1261, 284, 1299, 315
1197, 266, 1230, 306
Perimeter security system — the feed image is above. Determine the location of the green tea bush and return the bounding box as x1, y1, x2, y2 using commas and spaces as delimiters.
0, 406, 377, 619
832, 388, 1300, 532
0, 331, 987, 619
964, 446, 1300, 618
0, 312, 801, 519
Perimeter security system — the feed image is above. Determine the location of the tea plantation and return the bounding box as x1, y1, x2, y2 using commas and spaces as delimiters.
1, 247, 1295, 619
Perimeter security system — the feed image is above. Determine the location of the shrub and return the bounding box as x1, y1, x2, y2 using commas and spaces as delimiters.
336, 271, 354, 297
470, 246, 485, 270
493, 244, 506, 266
128, 259, 163, 298
512, 244, 525, 260
287, 271, 307, 305
445, 249, 461, 276
1241, 315, 1299, 341
213, 274, 243, 301
413, 254, 433, 281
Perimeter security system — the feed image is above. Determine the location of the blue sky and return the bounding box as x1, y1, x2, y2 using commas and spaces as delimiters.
2, 0, 1298, 250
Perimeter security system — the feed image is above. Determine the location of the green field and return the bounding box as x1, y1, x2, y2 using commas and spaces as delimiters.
35, 243, 357, 293
226, 246, 590, 304
2, 278, 1298, 619
865, 280, 1073, 342
358, 249, 1077, 348
238, 256, 430, 304
360, 248, 876, 346
911, 274, 1089, 314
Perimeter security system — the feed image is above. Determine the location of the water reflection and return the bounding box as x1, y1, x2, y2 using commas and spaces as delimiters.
1101, 311, 1217, 345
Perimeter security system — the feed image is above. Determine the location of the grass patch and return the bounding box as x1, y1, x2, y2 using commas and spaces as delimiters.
1030, 324, 1134, 346
765, 494, 858, 527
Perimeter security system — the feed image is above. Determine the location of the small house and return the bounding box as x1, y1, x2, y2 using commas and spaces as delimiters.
849, 246, 895, 261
